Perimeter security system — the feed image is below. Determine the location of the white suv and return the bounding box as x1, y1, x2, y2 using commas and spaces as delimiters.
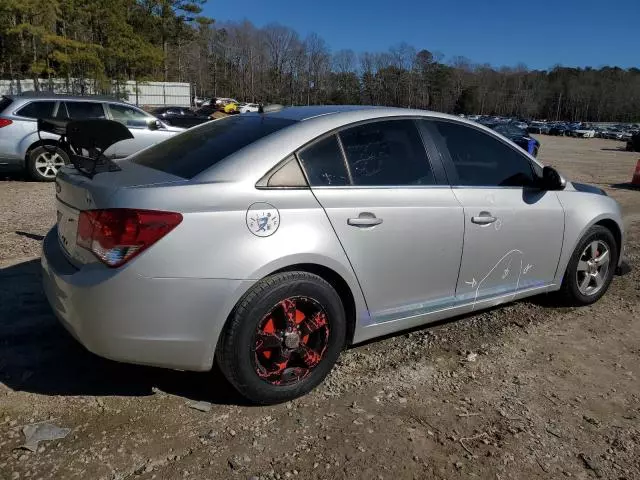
0, 94, 184, 181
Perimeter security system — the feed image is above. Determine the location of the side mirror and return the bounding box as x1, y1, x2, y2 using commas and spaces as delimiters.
541, 166, 566, 190
147, 119, 162, 131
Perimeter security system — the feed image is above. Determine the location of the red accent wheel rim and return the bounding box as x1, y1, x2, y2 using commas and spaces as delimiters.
252, 296, 330, 386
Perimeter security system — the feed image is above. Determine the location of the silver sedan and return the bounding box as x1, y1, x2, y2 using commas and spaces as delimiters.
42, 106, 630, 404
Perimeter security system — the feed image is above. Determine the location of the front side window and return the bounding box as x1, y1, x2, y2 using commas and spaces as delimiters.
430, 120, 536, 187
108, 103, 149, 126
17, 101, 56, 119
297, 135, 349, 186
339, 120, 435, 186
64, 102, 106, 119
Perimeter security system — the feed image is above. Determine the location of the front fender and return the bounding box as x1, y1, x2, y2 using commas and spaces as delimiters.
553, 189, 625, 287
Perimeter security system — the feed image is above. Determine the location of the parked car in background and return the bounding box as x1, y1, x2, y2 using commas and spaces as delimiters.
0, 93, 184, 181
194, 104, 218, 117
491, 123, 541, 156
193, 97, 210, 107
150, 106, 210, 128
223, 102, 239, 114
627, 133, 640, 152
527, 122, 550, 134
239, 103, 260, 113
549, 124, 569, 136
570, 126, 596, 138
602, 129, 624, 140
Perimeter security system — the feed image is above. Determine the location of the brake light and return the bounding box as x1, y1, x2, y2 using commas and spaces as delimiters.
77, 209, 182, 267
0, 118, 12, 128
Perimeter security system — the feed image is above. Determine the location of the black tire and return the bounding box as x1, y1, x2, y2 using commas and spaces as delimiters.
557, 225, 618, 306
216, 271, 346, 404
27, 145, 70, 182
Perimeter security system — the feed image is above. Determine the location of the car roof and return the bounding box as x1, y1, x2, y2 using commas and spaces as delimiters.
201, 105, 543, 182
5, 92, 122, 102
264, 105, 381, 121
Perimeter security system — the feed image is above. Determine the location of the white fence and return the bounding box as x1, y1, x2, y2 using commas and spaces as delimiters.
0, 79, 192, 107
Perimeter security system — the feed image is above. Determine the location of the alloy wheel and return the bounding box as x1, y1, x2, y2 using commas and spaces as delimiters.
35, 150, 65, 178
253, 296, 330, 386
576, 240, 611, 296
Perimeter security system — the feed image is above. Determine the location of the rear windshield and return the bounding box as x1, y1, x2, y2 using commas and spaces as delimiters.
130, 115, 296, 179
0, 96, 12, 113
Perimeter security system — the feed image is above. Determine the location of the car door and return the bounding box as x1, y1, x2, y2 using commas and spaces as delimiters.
423, 119, 564, 308
162, 108, 184, 127
177, 108, 203, 128
297, 119, 464, 325
106, 103, 175, 157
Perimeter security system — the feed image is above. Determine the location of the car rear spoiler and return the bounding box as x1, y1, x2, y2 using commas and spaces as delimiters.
37, 118, 134, 178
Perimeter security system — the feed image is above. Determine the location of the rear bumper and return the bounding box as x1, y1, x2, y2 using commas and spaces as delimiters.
41, 227, 252, 371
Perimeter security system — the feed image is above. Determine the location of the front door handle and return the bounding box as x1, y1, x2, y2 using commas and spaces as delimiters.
348, 212, 383, 227
471, 211, 497, 225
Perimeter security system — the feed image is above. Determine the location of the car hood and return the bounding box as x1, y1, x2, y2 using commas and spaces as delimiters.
567, 181, 607, 196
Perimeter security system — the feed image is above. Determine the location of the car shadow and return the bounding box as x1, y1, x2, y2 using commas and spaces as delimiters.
15, 231, 45, 241
610, 183, 640, 191
0, 258, 248, 405
0, 172, 30, 182
600, 147, 630, 152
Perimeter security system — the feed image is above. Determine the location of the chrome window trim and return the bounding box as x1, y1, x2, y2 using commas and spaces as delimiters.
309, 184, 452, 190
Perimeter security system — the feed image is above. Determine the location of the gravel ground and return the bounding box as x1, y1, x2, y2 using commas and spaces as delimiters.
1, 136, 639, 480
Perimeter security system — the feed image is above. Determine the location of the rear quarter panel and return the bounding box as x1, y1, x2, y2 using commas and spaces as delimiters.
108, 181, 371, 343
553, 186, 625, 287
0, 119, 51, 163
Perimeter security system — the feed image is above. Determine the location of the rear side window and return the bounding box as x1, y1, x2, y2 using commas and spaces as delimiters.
257, 156, 308, 188
17, 101, 56, 119
429, 120, 536, 187
297, 135, 349, 186
131, 115, 296, 179
64, 102, 106, 119
339, 120, 434, 186
0, 96, 13, 113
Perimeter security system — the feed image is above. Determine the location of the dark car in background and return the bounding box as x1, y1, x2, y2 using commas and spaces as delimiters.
150, 106, 210, 128
194, 104, 220, 117
490, 123, 540, 157
627, 132, 640, 152
548, 124, 570, 136
527, 122, 550, 135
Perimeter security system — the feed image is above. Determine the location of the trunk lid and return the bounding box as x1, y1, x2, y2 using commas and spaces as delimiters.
55, 161, 186, 265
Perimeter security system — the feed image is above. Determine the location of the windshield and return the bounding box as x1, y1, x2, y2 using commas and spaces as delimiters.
130, 114, 296, 179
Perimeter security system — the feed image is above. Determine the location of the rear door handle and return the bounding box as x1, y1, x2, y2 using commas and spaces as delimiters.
348, 213, 383, 227
471, 211, 497, 225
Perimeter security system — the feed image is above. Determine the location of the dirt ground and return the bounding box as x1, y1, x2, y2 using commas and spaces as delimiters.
0, 136, 639, 480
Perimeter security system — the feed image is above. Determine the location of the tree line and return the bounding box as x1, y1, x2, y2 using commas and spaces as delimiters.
1, 1, 639, 122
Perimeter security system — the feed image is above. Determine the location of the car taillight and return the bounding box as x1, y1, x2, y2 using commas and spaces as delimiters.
76, 209, 182, 267
0, 118, 13, 128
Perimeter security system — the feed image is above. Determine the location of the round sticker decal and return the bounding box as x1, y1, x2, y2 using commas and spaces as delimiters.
246, 202, 280, 237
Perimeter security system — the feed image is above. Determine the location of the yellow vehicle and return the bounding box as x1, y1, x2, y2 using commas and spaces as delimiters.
223, 102, 238, 114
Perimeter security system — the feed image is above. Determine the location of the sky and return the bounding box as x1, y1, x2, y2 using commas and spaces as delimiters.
202, 0, 639, 70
